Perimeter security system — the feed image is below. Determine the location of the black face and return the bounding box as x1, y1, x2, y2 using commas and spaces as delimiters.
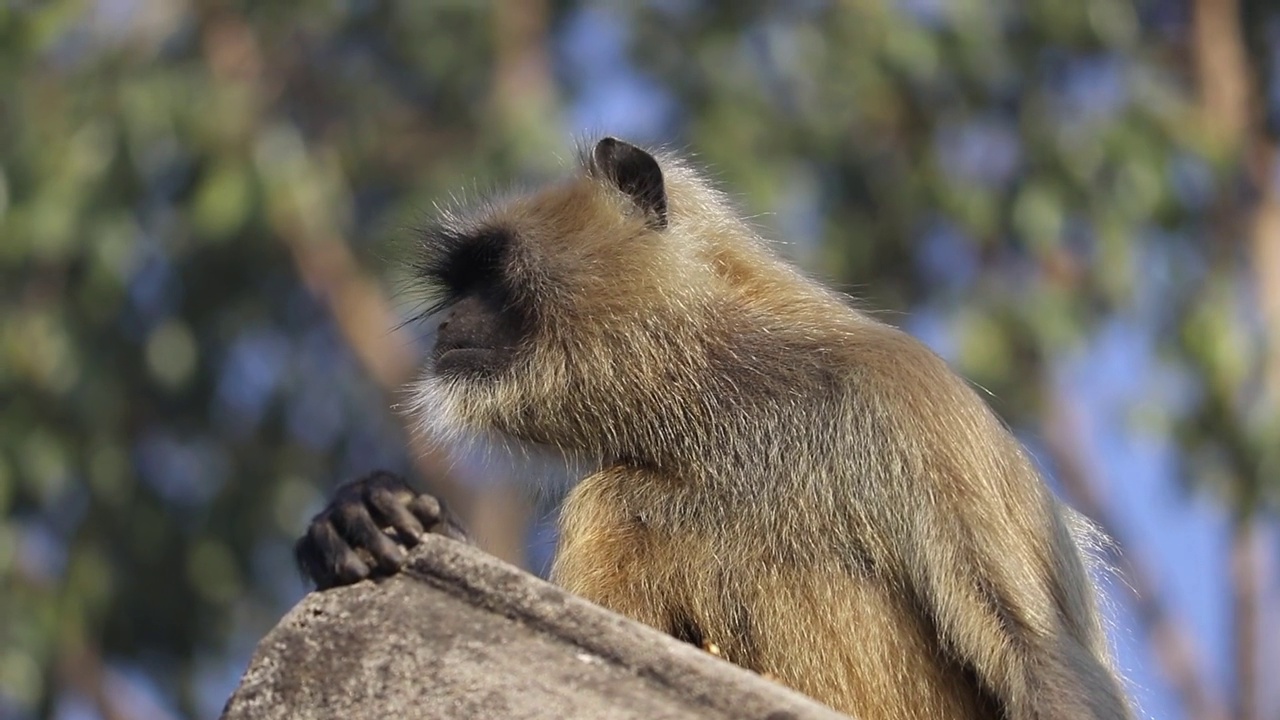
419, 227, 528, 379
431, 283, 526, 378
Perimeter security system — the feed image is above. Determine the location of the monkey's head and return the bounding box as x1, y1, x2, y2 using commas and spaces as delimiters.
410, 137, 843, 468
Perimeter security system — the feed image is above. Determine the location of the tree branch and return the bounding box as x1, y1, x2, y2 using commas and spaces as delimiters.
1190, 0, 1275, 716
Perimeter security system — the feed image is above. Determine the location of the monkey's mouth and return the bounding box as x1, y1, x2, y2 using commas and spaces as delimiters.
432, 345, 508, 378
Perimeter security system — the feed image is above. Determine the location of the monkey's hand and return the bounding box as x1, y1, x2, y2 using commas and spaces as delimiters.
294, 470, 468, 590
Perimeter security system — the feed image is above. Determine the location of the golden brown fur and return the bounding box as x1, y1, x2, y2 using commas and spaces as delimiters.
410, 139, 1130, 719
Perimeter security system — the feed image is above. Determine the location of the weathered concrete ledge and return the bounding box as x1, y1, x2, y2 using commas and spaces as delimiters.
220, 535, 850, 720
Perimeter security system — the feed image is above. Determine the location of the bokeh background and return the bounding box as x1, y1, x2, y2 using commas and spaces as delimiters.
2, 0, 1279, 718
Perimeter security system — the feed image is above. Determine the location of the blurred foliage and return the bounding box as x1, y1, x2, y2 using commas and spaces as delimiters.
0, 0, 1276, 718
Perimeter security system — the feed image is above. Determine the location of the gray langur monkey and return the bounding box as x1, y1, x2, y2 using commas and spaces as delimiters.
296, 137, 1131, 720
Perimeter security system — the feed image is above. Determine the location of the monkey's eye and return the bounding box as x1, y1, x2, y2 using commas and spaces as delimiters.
414, 227, 512, 312
442, 239, 505, 296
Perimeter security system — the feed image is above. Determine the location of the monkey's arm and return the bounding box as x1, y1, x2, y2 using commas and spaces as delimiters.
295, 471, 468, 589
549, 466, 676, 632
910, 471, 1130, 720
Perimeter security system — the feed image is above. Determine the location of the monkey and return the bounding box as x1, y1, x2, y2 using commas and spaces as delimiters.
295, 137, 1131, 719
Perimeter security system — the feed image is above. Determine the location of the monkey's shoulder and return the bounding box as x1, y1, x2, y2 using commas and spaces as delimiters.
826, 323, 970, 402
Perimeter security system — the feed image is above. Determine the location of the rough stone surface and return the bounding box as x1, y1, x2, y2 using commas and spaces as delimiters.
221, 535, 850, 720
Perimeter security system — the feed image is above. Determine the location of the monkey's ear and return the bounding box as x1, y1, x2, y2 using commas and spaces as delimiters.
592, 137, 668, 229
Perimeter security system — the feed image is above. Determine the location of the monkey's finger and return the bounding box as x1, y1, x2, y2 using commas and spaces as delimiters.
408, 495, 469, 543
429, 519, 469, 543
332, 502, 408, 573
296, 520, 371, 590
365, 484, 427, 545
359, 469, 416, 496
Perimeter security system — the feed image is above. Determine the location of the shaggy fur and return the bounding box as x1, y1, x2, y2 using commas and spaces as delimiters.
408, 139, 1130, 719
